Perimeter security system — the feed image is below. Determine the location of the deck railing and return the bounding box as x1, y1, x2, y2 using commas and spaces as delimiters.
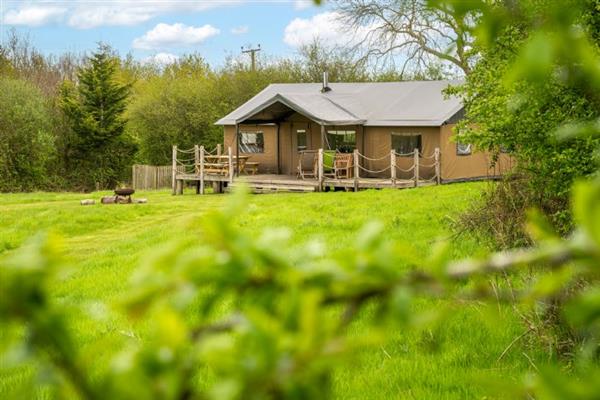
171, 145, 233, 194
305, 147, 441, 191
172, 145, 441, 194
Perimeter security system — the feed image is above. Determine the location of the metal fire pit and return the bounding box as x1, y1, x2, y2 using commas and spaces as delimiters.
115, 188, 135, 196
114, 188, 135, 203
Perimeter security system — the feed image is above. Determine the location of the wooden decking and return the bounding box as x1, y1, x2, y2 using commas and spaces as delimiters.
173, 173, 436, 194
171, 145, 441, 195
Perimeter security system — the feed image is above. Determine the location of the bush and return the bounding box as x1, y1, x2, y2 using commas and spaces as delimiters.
0, 78, 56, 192
451, 0, 600, 241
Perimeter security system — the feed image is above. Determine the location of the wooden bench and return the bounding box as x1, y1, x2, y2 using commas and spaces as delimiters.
243, 162, 259, 175
203, 162, 229, 175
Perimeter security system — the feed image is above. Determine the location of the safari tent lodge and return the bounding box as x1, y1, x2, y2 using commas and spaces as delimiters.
171, 77, 511, 193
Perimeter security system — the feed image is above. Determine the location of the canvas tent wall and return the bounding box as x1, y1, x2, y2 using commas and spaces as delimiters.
439, 125, 513, 180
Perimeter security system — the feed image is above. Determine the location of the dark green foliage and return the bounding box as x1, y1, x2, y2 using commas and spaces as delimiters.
59, 44, 136, 190
450, 0, 600, 238
0, 79, 56, 191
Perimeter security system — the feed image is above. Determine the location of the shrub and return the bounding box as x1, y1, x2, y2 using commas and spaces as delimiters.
0, 78, 56, 192
450, 0, 600, 241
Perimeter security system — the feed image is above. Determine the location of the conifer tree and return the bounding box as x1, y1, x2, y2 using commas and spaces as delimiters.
60, 43, 135, 190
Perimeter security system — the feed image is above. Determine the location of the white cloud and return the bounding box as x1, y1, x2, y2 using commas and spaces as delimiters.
143, 52, 179, 65
294, 1, 314, 11
2, 1, 241, 29
133, 23, 220, 50
284, 12, 365, 48
3, 6, 66, 26
68, 7, 155, 29
231, 25, 249, 35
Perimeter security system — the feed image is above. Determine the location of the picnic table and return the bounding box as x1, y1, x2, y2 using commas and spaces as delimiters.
200, 155, 258, 175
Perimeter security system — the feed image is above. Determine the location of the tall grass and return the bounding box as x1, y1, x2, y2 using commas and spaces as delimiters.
0, 184, 547, 399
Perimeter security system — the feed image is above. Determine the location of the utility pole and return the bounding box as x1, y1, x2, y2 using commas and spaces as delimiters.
241, 44, 261, 71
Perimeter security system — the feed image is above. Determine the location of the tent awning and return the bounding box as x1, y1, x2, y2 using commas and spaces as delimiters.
217, 93, 365, 126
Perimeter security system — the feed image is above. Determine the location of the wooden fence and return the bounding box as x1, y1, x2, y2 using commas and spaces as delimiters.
132, 164, 184, 190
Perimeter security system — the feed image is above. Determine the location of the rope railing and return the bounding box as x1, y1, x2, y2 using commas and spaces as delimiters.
358, 152, 391, 162
394, 165, 415, 173
358, 164, 391, 174
177, 146, 222, 156
393, 150, 416, 157
418, 162, 437, 168
172, 144, 441, 195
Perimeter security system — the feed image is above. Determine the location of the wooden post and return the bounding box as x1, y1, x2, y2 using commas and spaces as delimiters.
276, 122, 281, 174
390, 149, 396, 185
228, 146, 234, 183
200, 146, 205, 194
235, 124, 240, 176
176, 179, 183, 195
413, 148, 419, 187
434, 147, 441, 185
194, 144, 200, 194
320, 124, 326, 149
217, 143, 222, 156
318, 148, 324, 192
353, 149, 359, 192
172, 145, 177, 195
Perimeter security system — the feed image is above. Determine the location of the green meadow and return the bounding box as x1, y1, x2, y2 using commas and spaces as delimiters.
0, 183, 546, 399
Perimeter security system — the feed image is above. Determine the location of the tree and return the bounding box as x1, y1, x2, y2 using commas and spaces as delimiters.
60, 44, 135, 190
333, 0, 475, 76
128, 56, 222, 165
294, 39, 370, 82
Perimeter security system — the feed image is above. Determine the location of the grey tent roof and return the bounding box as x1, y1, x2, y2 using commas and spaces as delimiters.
215, 80, 463, 126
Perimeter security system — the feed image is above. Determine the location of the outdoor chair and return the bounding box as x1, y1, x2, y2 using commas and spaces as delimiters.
334, 153, 353, 179
297, 151, 318, 179
323, 150, 336, 178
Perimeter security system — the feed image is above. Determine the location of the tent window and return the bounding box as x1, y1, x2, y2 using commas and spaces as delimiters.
239, 131, 264, 153
392, 133, 422, 156
456, 142, 472, 156
297, 129, 307, 151
326, 130, 356, 153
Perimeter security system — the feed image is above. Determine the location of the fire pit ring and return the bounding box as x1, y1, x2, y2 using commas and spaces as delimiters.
115, 188, 135, 196
114, 188, 135, 203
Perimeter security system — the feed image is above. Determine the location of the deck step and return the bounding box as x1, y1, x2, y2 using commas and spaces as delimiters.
228, 182, 316, 193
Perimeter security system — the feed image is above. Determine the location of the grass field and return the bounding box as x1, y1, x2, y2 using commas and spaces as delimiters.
0, 183, 546, 399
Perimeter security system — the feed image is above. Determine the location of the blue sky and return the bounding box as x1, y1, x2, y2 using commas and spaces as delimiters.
0, 1, 347, 66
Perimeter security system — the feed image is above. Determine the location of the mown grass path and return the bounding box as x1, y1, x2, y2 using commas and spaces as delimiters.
0, 183, 543, 399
